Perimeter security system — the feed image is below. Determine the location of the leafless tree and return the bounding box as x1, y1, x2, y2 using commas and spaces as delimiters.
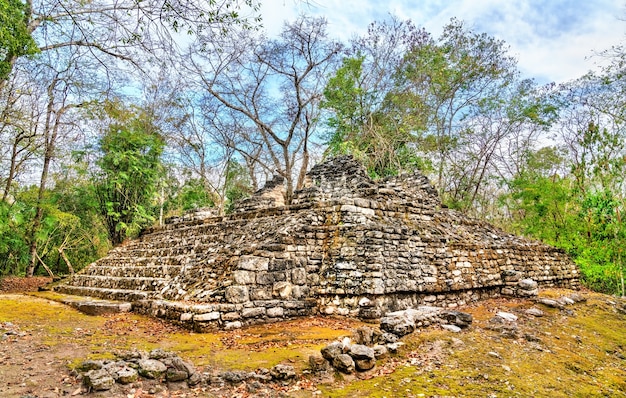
186, 16, 341, 202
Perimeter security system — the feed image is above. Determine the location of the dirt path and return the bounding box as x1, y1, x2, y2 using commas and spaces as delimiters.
1, 295, 86, 398
0, 292, 354, 398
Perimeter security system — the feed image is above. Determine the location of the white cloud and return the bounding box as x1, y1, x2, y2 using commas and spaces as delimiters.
258, 0, 626, 83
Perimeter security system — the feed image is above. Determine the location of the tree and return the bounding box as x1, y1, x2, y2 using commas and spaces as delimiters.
322, 16, 552, 211
502, 36, 626, 295
1, 0, 261, 85
442, 79, 557, 214
553, 36, 626, 294
396, 19, 522, 197
0, 199, 30, 275
24, 58, 90, 277
188, 16, 341, 202
224, 160, 253, 213
0, 0, 38, 80
93, 101, 165, 245
322, 17, 431, 177
0, 73, 41, 202
1, 0, 261, 276
502, 146, 577, 246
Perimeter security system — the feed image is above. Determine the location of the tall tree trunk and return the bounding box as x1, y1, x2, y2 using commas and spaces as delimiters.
25, 137, 55, 277
26, 78, 72, 276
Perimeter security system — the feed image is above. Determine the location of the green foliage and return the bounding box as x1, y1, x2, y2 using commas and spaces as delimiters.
503, 144, 626, 295
0, 177, 108, 276
224, 160, 252, 213
0, 200, 30, 275
50, 166, 110, 271
0, 0, 38, 79
93, 101, 165, 245
575, 190, 625, 294
322, 56, 367, 153
171, 178, 216, 212
322, 55, 426, 178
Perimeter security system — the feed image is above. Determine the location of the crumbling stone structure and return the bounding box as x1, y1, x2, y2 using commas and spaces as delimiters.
56, 156, 579, 330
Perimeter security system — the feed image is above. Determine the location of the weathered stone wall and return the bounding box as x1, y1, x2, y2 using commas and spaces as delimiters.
56, 156, 579, 331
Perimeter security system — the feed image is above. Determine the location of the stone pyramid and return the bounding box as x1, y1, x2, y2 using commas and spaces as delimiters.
55, 156, 579, 330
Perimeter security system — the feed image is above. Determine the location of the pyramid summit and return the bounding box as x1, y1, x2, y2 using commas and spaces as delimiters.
56, 156, 579, 330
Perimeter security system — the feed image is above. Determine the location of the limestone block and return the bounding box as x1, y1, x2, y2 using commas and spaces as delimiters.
352, 326, 375, 345
114, 366, 139, 384
256, 272, 274, 285
225, 286, 249, 304
194, 312, 221, 321
353, 198, 370, 208
221, 311, 241, 321
291, 285, 308, 299
396, 279, 417, 291
519, 278, 538, 290
309, 355, 330, 372
138, 359, 167, 379
166, 369, 188, 382
358, 297, 373, 307
233, 270, 256, 285
502, 270, 521, 282
517, 288, 539, 297
270, 364, 296, 381
440, 310, 473, 328
337, 307, 350, 316
495, 311, 518, 322
238, 256, 269, 271
332, 354, 355, 373
242, 307, 266, 318
83, 369, 115, 391
441, 324, 461, 333
349, 344, 375, 361
380, 313, 415, 337
373, 345, 388, 359
355, 358, 376, 371
336, 261, 357, 270
525, 307, 545, 317
249, 288, 272, 300
501, 287, 515, 296
321, 342, 344, 361
322, 305, 336, 315
291, 268, 307, 285
272, 281, 293, 299
267, 307, 284, 317
224, 321, 242, 329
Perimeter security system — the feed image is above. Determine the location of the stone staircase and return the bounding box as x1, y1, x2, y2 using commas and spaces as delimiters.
55, 208, 293, 307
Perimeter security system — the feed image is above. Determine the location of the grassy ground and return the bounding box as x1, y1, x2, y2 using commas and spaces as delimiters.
0, 288, 625, 397
321, 290, 626, 397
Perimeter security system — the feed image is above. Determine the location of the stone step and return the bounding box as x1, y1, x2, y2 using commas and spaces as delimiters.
102, 244, 224, 261
54, 285, 151, 302
59, 296, 133, 316
34, 291, 134, 316
81, 265, 184, 278
138, 221, 245, 240
95, 255, 191, 268
70, 275, 169, 292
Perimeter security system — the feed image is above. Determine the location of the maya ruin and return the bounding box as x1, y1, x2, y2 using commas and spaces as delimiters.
55, 156, 580, 330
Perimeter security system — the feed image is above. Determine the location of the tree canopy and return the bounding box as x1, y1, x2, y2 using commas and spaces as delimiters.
0, 0, 38, 80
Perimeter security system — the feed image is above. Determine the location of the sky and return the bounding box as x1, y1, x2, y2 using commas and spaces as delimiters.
258, 0, 625, 84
